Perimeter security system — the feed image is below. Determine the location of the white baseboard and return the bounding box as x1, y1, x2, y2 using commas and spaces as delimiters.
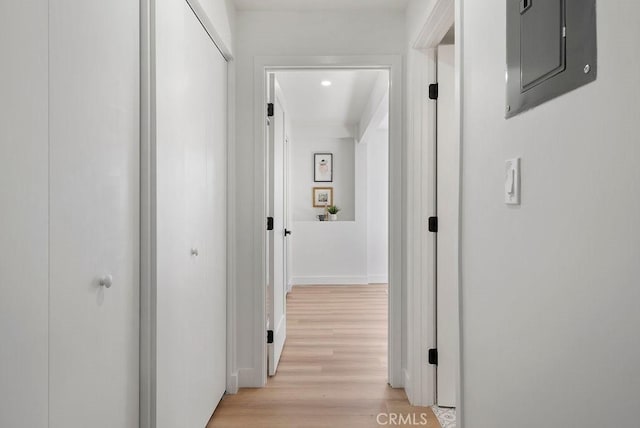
237, 368, 260, 388
403, 368, 413, 403
286, 280, 293, 294
368, 275, 389, 284
291, 275, 369, 285
226, 371, 238, 394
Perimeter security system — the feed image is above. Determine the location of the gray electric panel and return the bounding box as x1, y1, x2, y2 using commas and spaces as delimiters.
506, 0, 597, 118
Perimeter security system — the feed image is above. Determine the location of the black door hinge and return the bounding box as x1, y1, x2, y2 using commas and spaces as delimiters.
428, 348, 438, 365
267, 217, 274, 231
428, 216, 438, 233
267, 330, 274, 344
267, 103, 274, 117
428, 83, 438, 100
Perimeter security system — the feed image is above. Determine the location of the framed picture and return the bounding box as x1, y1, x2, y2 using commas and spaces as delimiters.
314, 153, 333, 182
312, 187, 334, 207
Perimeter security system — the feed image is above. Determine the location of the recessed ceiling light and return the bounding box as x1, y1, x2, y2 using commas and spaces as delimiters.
321, 80, 332, 87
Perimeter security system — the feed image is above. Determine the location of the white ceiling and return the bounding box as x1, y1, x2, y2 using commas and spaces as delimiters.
275, 70, 385, 126
234, 0, 409, 11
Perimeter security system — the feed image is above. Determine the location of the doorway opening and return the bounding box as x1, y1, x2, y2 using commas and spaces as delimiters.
265, 68, 391, 379
246, 56, 403, 394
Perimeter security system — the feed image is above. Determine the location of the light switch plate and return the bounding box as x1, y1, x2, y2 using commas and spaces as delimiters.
505, 158, 521, 205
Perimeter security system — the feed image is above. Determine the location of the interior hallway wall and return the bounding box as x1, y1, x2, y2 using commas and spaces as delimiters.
366, 129, 389, 284
289, 130, 389, 286
290, 137, 368, 285
460, 1, 640, 426
234, 9, 406, 386
291, 136, 356, 222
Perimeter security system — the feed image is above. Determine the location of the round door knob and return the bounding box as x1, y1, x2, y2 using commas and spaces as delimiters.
99, 275, 113, 289
191, 248, 199, 257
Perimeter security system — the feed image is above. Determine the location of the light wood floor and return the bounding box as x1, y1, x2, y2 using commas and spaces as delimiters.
208, 284, 440, 428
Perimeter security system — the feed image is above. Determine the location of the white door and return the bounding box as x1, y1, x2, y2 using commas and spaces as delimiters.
436, 44, 459, 408
267, 75, 287, 376
0, 2, 49, 425
284, 120, 292, 294
48, 0, 139, 426
155, 0, 227, 425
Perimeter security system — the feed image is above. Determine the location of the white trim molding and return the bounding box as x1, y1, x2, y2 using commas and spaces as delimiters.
225, 57, 238, 396
184, 0, 233, 60
454, 2, 464, 425
368, 276, 389, 284
252, 55, 404, 389
237, 368, 257, 387
292, 276, 370, 285
139, 0, 155, 426
413, 0, 455, 50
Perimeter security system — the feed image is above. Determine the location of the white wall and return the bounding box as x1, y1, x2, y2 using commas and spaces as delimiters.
289, 113, 389, 287
292, 135, 356, 221
291, 140, 368, 285
358, 73, 389, 142
0, 2, 49, 426
290, 221, 368, 285
460, 1, 640, 426
366, 129, 389, 284
234, 9, 405, 386
290, 129, 389, 286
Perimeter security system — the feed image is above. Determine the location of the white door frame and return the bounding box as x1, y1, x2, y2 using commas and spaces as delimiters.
405, 0, 464, 416
252, 55, 404, 387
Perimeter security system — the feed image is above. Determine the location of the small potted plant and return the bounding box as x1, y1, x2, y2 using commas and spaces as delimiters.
327, 205, 340, 221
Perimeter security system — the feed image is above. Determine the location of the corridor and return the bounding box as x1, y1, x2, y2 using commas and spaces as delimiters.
208, 285, 440, 427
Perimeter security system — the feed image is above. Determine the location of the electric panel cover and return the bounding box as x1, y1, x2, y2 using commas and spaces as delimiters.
506, 0, 597, 118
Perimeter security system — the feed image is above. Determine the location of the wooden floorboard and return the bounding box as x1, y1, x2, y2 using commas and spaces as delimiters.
208, 284, 440, 428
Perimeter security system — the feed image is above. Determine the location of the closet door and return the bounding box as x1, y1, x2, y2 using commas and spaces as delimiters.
0, 2, 49, 426
48, 0, 140, 426
155, 0, 227, 425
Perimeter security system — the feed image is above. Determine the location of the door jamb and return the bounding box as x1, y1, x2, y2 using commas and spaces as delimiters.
406, 0, 463, 416
252, 55, 404, 388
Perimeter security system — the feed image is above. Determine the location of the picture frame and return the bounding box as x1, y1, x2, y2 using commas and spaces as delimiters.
313, 153, 333, 182
312, 187, 334, 207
